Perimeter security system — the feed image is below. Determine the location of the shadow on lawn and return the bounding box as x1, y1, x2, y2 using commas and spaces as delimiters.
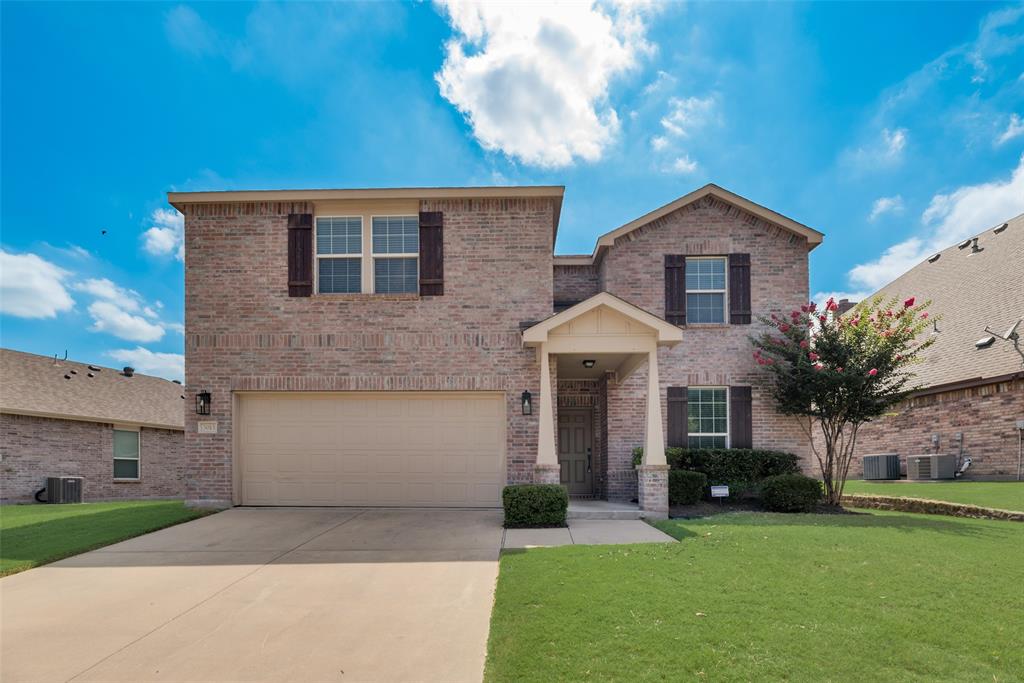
668, 509, 1020, 540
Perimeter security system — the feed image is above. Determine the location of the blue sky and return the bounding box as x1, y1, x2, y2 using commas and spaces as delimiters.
2, 1, 1023, 381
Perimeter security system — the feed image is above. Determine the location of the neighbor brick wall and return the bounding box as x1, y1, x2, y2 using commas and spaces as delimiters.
0, 413, 185, 502
821, 378, 1024, 479
553, 263, 600, 304
184, 198, 556, 505
600, 194, 814, 486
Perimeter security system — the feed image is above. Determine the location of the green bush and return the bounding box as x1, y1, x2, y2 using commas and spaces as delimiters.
761, 474, 823, 512
633, 448, 800, 494
669, 470, 707, 505
502, 484, 568, 528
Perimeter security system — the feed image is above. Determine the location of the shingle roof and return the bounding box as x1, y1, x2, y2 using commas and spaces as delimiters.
0, 349, 185, 430
859, 213, 1024, 389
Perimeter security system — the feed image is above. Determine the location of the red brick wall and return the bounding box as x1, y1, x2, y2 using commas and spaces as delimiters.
553, 263, 600, 303
823, 378, 1024, 479
599, 195, 815, 489
0, 413, 184, 502
184, 198, 556, 505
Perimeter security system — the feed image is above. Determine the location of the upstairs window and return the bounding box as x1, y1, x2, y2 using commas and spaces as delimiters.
685, 257, 726, 323
113, 428, 140, 479
316, 216, 362, 293
372, 216, 419, 293
687, 387, 728, 448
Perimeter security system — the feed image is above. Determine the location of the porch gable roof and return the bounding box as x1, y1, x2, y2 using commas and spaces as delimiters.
521, 292, 683, 346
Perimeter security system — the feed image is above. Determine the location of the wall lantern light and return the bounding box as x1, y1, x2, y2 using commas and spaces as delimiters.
582, 359, 597, 369
196, 391, 212, 416
521, 390, 533, 415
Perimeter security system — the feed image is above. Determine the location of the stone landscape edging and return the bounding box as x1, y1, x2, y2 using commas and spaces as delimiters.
842, 494, 1024, 522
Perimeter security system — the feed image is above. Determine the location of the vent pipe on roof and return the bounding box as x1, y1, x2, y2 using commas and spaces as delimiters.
122, 366, 135, 377
970, 237, 983, 254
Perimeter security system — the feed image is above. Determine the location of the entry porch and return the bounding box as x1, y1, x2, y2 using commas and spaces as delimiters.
522, 292, 683, 518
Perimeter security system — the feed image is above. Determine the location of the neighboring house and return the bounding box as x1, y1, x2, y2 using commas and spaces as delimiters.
841, 214, 1024, 479
170, 184, 823, 515
0, 349, 186, 502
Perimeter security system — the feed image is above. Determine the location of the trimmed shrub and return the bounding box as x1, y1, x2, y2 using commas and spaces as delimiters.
669, 470, 707, 505
761, 474, 823, 512
502, 484, 568, 528
633, 448, 800, 494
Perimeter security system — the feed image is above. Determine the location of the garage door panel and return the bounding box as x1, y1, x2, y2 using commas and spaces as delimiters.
239, 393, 504, 507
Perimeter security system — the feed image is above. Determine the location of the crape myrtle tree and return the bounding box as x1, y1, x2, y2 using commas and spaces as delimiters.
751, 295, 934, 506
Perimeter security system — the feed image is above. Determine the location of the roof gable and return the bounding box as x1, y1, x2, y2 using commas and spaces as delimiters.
587, 184, 822, 262
522, 292, 683, 346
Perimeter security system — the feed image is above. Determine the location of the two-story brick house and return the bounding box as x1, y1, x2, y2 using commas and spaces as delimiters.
171, 183, 822, 516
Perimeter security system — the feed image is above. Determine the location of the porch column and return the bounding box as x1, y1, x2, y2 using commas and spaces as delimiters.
638, 346, 669, 517
534, 343, 560, 485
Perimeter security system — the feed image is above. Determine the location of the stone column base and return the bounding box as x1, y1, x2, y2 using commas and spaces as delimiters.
534, 463, 561, 485
636, 464, 669, 519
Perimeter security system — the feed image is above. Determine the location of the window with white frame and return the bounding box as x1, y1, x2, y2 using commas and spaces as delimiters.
113, 428, 140, 479
372, 216, 419, 294
687, 387, 728, 448
685, 257, 726, 323
316, 216, 363, 293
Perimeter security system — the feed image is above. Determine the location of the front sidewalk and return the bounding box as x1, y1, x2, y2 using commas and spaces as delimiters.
503, 519, 676, 548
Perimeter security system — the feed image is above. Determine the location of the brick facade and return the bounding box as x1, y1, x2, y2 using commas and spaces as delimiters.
599, 195, 815, 488
823, 378, 1024, 480
0, 413, 184, 502
182, 189, 816, 506
184, 198, 556, 506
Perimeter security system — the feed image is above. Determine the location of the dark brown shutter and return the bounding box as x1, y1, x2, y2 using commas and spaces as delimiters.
665, 255, 686, 325
667, 386, 688, 448
287, 213, 313, 297
419, 211, 444, 296
729, 253, 751, 324
729, 386, 753, 448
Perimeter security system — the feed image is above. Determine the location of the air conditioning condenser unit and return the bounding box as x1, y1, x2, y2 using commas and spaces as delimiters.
906, 455, 955, 480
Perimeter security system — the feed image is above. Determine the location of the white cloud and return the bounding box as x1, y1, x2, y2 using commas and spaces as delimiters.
73, 278, 143, 313
811, 290, 871, 308
434, 1, 656, 167
0, 250, 75, 319
666, 155, 698, 174
164, 5, 221, 58
142, 208, 184, 261
659, 95, 716, 138
996, 113, 1024, 145
845, 127, 908, 171
868, 195, 905, 222
650, 135, 669, 151
847, 155, 1024, 291
87, 301, 166, 343
107, 347, 184, 382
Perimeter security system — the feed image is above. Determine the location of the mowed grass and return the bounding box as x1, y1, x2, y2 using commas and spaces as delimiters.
485, 511, 1023, 682
0, 500, 209, 576
844, 480, 1024, 511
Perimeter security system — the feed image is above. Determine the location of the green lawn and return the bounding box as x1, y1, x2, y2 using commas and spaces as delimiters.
844, 480, 1024, 512
0, 500, 209, 576
485, 510, 1023, 682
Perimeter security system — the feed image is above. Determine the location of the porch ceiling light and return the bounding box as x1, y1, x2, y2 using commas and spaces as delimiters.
521, 390, 533, 415
582, 359, 597, 369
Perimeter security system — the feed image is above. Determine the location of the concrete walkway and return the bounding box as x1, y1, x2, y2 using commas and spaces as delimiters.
503, 519, 676, 549
1, 507, 503, 683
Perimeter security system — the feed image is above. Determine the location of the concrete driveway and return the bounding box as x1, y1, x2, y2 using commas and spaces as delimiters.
1, 507, 503, 683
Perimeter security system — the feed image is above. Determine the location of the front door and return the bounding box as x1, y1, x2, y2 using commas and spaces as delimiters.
558, 409, 593, 495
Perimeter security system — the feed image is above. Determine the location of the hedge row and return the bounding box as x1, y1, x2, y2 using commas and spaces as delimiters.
502, 484, 568, 527
633, 447, 800, 493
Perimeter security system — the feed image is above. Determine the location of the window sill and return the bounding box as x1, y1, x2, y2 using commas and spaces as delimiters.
314, 293, 420, 301
113, 478, 141, 483
683, 323, 731, 329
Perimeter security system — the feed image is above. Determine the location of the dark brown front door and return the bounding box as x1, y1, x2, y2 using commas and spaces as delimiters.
558, 409, 593, 495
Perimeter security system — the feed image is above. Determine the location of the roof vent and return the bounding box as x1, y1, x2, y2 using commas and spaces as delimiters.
88, 365, 101, 372
927, 253, 941, 263
172, 379, 182, 385
970, 237, 982, 254
122, 366, 135, 377
180, 395, 186, 400
957, 238, 972, 249
69, 369, 77, 374
994, 222, 1008, 234
87, 372, 95, 378
63, 374, 71, 380
975, 336, 995, 349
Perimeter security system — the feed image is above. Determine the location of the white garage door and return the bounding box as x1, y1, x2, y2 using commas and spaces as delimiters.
237, 392, 505, 507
